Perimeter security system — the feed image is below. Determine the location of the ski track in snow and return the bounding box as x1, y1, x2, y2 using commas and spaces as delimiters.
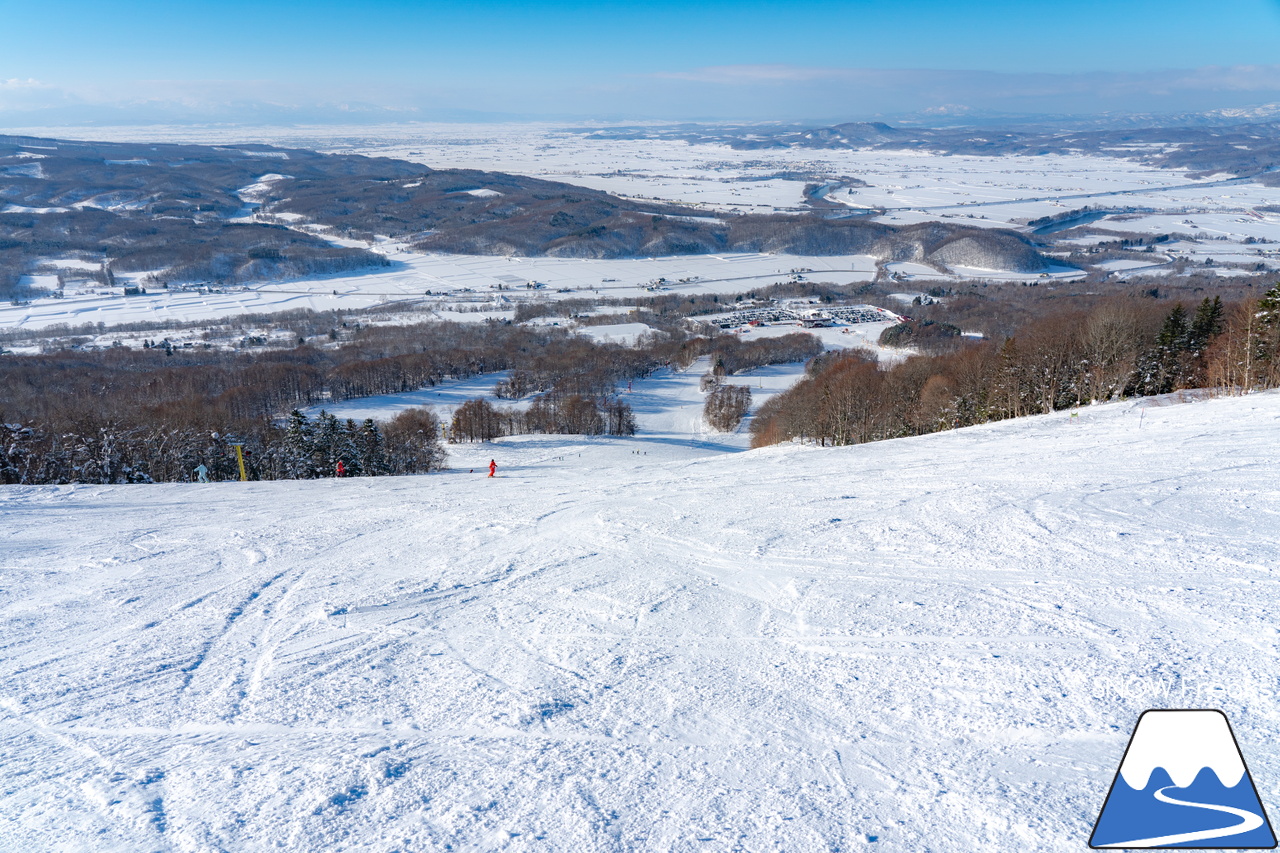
3, 392, 1280, 850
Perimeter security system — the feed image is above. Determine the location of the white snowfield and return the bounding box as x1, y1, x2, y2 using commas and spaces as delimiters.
3, 391, 1280, 851
0, 250, 880, 333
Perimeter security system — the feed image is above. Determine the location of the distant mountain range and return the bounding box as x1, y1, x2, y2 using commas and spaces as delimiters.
584, 116, 1280, 179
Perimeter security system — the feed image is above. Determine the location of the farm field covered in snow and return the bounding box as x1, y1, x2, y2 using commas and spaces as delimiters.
0, 248, 882, 333
25, 122, 1280, 222
4, 390, 1280, 851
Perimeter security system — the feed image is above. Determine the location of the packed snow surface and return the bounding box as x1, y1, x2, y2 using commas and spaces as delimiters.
4, 391, 1280, 851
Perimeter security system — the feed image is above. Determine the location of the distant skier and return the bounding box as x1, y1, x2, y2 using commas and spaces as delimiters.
488, 459, 496, 478
194, 463, 209, 483
336, 460, 345, 478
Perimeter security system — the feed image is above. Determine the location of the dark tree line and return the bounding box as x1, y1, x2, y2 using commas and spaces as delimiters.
450, 394, 637, 442
879, 319, 961, 348
281, 408, 445, 478
706, 332, 825, 376
0, 408, 445, 485
751, 289, 1280, 449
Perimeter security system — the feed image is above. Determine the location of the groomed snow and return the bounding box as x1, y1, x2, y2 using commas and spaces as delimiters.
4, 390, 1280, 850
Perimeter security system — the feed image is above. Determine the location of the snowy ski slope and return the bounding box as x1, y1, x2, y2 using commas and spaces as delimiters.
3, 391, 1280, 851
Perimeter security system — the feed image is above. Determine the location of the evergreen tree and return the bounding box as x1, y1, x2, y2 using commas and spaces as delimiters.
1155, 303, 1189, 353
356, 418, 389, 475
1258, 284, 1280, 323
337, 419, 362, 476
1188, 296, 1224, 352
313, 411, 342, 475
1134, 304, 1191, 396
283, 410, 314, 478
1256, 284, 1280, 388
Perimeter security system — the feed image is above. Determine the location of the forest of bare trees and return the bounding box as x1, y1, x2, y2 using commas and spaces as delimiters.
704, 385, 753, 432
751, 287, 1280, 449
0, 317, 820, 484
450, 393, 636, 441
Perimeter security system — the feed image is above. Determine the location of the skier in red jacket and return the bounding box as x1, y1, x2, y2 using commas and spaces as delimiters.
488, 459, 496, 477
336, 460, 345, 477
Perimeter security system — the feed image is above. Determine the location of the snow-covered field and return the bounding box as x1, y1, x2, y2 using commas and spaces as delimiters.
25, 122, 1280, 228
4, 388, 1280, 851
0, 249, 881, 333
10, 121, 1280, 335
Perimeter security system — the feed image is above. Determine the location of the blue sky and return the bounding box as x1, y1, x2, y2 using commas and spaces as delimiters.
3, 0, 1280, 123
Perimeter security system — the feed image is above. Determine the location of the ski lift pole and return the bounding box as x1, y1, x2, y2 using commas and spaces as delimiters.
233, 444, 248, 482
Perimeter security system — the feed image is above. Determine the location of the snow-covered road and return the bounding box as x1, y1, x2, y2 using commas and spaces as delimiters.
3, 392, 1280, 851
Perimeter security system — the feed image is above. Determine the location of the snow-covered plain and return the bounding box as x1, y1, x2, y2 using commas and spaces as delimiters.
11, 121, 1280, 335
4, 389, 1280, 851
0, 249, 881, 333
29, 122, 1280, 228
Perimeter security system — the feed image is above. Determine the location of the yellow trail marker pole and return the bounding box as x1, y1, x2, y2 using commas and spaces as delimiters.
234, 444, 248, 482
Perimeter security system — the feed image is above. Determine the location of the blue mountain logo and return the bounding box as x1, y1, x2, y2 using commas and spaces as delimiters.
1091, 709, 1276, 848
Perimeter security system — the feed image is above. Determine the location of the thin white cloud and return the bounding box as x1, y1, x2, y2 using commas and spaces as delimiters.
1166, 64, 1280, 92
627, 63, 1280, 118
6, 64, 1280, 125
1, 78, 53, 90
651, 65, 852, 84
0, 78, 82, 111
650, 63, 1280, 93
